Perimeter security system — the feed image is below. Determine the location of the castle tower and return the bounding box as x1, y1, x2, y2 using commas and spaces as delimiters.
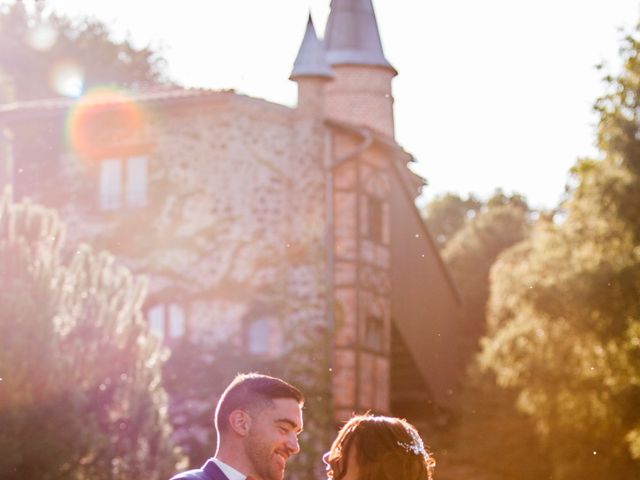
290, 14, 334, 117
323, 0, 397, 137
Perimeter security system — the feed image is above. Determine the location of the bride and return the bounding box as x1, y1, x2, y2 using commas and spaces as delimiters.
323, 415, 435, 480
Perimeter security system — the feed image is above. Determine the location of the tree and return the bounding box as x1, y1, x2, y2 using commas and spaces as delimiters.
422, 190, 532, 362
480, 25, 640, 480
425, 191, 546, 480
438, 365, 551, 480
443, 191, 531, 363
422, 192, 482, 249
0, 188, 182, 479
0, 0, 168, 101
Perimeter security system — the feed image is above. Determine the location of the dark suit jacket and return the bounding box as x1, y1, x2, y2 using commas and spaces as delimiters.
170, 458, 229, 480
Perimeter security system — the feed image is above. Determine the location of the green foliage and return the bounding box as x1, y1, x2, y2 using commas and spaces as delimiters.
422, 192, 482, 249
443, 192, 531, 363
424, 191, 541, 479
439, 367, 550, 480
0, 0, 168, 101
481, 23, 640, 480
422, 189, 532, 365
0, 188, 181, 479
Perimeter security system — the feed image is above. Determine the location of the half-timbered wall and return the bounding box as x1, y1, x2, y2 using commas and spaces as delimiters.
332, 133, 392, 421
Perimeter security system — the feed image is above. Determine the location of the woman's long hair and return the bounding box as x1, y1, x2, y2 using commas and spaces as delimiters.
325, 415, 435, 480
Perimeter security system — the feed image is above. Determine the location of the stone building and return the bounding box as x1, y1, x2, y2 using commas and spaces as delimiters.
0, 0, 463, 429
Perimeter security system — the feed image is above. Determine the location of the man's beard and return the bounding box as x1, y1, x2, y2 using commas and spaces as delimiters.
245, 433, 286, 480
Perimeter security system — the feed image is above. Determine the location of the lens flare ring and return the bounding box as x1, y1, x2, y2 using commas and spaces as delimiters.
66, 87, 148, 161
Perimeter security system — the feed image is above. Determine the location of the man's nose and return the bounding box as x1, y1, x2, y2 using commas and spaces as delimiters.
287, 433, 300, 455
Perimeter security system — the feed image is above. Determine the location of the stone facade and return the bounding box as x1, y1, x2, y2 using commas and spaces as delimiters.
0, 0, 465, 434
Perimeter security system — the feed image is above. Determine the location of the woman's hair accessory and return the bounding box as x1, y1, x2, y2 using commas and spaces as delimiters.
397, 428, 429, 459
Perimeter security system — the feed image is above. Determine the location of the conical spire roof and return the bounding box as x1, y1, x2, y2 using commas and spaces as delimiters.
290, 14, 334, 80
324, 0, 395, 73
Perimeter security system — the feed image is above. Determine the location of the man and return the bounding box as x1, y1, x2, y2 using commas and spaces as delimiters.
170, 373, 304, 480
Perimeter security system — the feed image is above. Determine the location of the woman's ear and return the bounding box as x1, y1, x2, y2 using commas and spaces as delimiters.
229, 410, 252, 437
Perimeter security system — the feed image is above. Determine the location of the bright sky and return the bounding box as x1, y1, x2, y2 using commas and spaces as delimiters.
40, 0, 640, 209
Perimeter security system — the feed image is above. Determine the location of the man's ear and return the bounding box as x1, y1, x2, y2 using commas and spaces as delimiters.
228, 410, 251, 437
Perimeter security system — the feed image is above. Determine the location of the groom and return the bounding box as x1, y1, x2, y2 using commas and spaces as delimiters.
170, 373, 304, 480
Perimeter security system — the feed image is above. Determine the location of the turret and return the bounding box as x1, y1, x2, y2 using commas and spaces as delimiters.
323, 0, 397, 137
290, 14, 334, 117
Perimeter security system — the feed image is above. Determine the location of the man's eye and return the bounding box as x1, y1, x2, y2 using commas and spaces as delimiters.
279, 426, 289, 434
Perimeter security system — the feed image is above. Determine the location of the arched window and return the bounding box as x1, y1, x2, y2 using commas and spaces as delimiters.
247, 316, 271, 355
148, 304, 165, 337
168, 303, 186, 338
365, 315, 384, 352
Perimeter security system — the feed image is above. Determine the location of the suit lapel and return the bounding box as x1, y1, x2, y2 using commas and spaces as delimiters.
202, 459, 231, 480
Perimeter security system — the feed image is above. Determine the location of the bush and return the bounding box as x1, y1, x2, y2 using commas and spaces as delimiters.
0, 188, 182, 480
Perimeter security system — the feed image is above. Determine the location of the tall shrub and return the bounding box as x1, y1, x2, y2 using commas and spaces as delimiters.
0, 188, 181, 480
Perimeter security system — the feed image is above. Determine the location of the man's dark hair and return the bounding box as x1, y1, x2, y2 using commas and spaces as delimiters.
214, 372, 304, 433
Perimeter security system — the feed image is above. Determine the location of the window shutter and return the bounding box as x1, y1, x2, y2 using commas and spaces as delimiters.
126, 155, 147, 207
148, 304, 165, 338
99, 158, 122, 210
168, 303, 186, 338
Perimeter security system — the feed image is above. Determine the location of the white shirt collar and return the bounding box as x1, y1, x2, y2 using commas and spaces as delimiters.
212, 458, 247, 480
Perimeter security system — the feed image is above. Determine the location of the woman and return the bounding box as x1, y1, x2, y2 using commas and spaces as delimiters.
323, 415, 435, 480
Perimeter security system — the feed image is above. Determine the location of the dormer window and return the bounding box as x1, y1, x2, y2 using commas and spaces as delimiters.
99, 155, 147, 210
247, 316, 270, 355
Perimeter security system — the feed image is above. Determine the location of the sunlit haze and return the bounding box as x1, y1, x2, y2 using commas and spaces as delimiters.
42, 0, 640, 209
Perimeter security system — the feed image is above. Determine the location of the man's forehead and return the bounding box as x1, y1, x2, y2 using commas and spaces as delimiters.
269, 398, 303, 427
